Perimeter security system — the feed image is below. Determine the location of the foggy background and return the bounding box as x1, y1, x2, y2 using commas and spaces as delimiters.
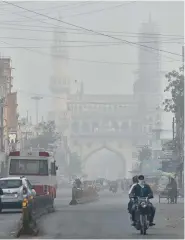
0, 1, 183, 179
0, 1, 183, 122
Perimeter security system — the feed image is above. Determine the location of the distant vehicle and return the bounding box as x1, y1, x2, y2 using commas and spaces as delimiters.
83, 180, 96, 189
0, 176, 36, 211
96, 178, 109, 190
95, 183, 101, 192
1, 150, 58, 200
109, 181, 118, 193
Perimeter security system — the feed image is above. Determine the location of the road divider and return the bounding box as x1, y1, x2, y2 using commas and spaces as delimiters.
70, 187, 99, 205
16, 195, 54, 237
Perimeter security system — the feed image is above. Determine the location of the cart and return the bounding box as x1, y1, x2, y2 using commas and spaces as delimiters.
158, 187, 177, 203
158, 188, 170, 203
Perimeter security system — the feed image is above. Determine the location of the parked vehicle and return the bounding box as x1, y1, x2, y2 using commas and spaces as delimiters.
0, 176, 36, 211
1, 149, 58, 200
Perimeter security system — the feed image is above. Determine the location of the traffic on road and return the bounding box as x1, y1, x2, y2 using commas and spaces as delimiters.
38, 181, 184, 239
0, 170, 184, 238
0, 1, 183, 239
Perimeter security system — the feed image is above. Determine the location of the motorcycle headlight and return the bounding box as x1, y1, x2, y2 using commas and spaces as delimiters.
141, 202, 147, 208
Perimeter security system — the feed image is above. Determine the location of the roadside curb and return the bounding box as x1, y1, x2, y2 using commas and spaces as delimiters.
76, 196, 99, 204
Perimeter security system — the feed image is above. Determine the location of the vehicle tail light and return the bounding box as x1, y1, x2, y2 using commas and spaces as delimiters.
39, 152, 49, 157
9, 151, 20, 156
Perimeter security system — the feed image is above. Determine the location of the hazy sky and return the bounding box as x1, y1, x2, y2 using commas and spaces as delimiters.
0, 1, 184, 127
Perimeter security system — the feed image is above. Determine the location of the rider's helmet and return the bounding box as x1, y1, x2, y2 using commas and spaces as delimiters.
132, 175, 138, 183
138, 175, 144, 180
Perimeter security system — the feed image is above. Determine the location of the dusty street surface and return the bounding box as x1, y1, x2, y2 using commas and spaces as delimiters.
37, 189, 184, 239
0, 210, 21, 238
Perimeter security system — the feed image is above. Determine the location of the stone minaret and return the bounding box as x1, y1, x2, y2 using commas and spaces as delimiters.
49, 14, 70, 131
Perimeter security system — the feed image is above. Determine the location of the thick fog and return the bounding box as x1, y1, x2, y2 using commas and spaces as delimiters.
0, 1, 184, 179
0, 1, 183, 122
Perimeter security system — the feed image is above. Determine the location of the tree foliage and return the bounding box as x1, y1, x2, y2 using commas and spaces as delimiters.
25, 121, 59, 149
38, 120, 56, 134
138, 145, 152, 162
162, 139, 176, 151
163, 67, 184, 119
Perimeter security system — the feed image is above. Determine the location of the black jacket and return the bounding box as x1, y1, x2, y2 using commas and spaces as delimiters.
130, 183, 153, 198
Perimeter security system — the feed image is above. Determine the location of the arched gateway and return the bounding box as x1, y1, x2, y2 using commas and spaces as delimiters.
69, 133, 136, 178
63, 94, 142, 179
82, 145, 126, 177
63, 94, 141, 179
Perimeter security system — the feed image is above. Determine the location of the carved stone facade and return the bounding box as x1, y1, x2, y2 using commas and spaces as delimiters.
48, 16, 163, 178
63, 94, 141, 178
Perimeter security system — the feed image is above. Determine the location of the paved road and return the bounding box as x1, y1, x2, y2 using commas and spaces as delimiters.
0, 210, 21, 238
37, 189, 184, 239
0, 188, 72, 238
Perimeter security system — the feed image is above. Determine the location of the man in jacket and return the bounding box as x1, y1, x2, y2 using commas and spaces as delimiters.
127, 176, 138, 214
129, 175, 156, 226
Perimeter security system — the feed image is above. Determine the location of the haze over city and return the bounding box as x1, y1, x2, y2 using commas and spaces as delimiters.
0, 1, 183, 128
0, 1, 184, 238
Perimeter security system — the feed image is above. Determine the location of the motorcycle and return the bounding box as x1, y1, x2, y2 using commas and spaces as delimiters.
133, 197, 150, 235
109, 186, 117, 193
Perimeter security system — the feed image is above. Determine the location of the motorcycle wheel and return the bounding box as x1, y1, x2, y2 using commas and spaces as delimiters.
140, 215, 147, 235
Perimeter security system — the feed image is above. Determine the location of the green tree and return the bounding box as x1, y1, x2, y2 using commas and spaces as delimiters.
138, 145, 152, 173
138, 145, 152, 162
163, 66, 184, 122
25, 121, 59, 149
163, 66, 184, 159
68, 152, 82, 176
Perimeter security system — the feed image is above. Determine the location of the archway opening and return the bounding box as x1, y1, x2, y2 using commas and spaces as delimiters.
84, 148, 125, 180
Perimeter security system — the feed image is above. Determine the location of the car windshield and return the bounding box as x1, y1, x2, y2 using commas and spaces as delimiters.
0, 179, 22, 189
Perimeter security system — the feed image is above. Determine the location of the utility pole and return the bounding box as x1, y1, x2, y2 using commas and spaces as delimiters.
0, 97, 4, 152
26, 110, 29, 124
31, 96, 43, 125
172, 117, 175, 141
182, 45, 184, 69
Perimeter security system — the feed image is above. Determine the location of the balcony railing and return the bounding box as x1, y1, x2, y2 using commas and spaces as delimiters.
70, 128, 141, 137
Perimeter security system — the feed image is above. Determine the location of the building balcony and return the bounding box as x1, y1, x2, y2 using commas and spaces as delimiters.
49, 83, 69, 94
70, 128, 140, 138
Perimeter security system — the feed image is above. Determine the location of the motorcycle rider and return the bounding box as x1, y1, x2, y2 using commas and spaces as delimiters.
128, 176, 138, 214
129, 175, 156, 226
109, 180, 118, 192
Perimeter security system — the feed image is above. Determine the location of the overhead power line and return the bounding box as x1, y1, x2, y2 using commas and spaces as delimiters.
0, 36, 183, 44
0, 1, 134, 23
0, 40, 180, 65
0, 2, 137, 38
2, 0, 182, 58
0, 24, 183, 40
0, 22, 184, 39
0, 1, 96, 14
0, 42, 183, 48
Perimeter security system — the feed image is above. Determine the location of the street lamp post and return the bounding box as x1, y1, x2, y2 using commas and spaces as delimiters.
31, 96, 43, 125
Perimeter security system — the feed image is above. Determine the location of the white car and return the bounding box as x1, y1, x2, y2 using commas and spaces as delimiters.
0, 176, 36, 212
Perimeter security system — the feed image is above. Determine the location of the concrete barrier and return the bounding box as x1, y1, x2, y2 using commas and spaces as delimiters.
69, 187, 99, 205
17, 195, 54, 237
